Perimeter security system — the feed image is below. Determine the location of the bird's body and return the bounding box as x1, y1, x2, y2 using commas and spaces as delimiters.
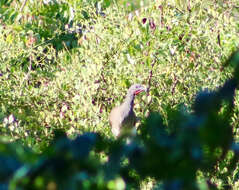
109, 99, 136, 137
109, 84, 146, 137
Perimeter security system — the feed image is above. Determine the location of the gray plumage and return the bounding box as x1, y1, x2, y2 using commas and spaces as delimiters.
109, 84, 146, 137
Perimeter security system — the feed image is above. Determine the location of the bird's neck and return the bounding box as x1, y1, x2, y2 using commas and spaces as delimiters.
122, 93, 135, 109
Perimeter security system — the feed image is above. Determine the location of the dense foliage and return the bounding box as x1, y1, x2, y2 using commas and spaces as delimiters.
1, 0, 239, 189
1, 51, 239, 190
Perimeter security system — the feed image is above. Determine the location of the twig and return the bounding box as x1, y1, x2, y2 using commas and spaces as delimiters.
217, 30, 221, 47
20, 0, 28, 12
146, 55, 156, 106
171, 74, 178, 95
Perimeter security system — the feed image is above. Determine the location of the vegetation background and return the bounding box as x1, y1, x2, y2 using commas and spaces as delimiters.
0, 0, 239, 189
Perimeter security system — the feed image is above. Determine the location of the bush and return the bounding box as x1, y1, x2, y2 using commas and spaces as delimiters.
0, 50, 238, 190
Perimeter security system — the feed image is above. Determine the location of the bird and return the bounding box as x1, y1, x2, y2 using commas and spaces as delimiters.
109, 84, 146, 138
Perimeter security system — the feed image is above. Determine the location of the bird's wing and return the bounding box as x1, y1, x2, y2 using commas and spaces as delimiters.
121, 110, 136, 128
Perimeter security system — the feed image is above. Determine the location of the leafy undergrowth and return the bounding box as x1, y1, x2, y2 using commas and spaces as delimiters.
0, 0, 239, 189
1, 51, 239, 190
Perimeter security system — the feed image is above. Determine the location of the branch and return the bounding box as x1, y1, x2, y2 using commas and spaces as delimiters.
20, 0, 28, 12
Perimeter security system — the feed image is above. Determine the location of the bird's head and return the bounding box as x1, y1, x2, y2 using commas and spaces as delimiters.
127, 84, 147, 96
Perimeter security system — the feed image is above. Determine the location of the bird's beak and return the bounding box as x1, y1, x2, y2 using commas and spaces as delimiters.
134, 86, 147, 95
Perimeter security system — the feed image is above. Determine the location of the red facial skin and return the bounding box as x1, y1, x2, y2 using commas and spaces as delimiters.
134, 89, 144, 95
